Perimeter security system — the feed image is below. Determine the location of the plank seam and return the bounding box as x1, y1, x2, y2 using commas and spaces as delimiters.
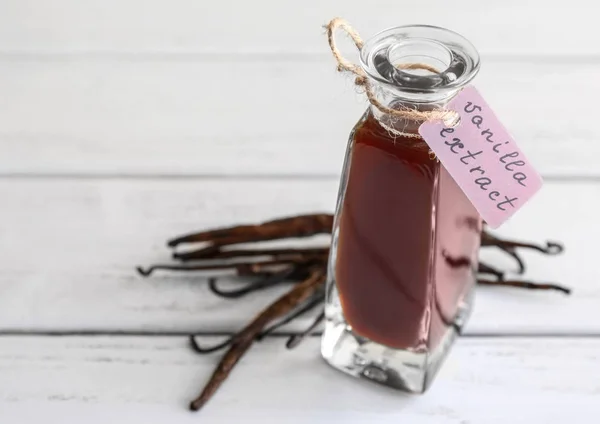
1, 331, 599, 338
0, 173, 598, 182
1, 52, 600, 64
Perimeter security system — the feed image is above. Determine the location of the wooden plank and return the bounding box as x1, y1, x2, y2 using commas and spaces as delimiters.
0, 1, 598, 56
0, 60, 596, 177
1, 335, 599, 423
0, 178, 593, 334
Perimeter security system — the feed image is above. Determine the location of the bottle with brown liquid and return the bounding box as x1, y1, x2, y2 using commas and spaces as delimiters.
321, 25, 482, 393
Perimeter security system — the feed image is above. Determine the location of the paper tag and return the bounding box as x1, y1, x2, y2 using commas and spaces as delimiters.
418, 86, 543, 229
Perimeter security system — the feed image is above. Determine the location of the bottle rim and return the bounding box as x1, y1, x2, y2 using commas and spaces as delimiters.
359, 24, 481, 97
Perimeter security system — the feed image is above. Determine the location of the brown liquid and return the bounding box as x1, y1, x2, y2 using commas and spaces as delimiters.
335, 113, 481, 350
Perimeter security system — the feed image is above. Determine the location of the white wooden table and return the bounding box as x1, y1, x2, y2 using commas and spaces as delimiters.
1, 2, 599, 422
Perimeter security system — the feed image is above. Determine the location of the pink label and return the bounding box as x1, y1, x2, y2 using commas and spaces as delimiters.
418, 86, 543, 229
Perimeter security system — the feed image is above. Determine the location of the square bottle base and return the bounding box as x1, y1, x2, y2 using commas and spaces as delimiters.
320, 289, 474, 394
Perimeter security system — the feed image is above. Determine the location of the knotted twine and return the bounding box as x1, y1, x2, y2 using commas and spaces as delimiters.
325, 17, 459, 140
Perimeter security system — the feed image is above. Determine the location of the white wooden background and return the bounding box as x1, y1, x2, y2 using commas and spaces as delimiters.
1, 1, 599, 423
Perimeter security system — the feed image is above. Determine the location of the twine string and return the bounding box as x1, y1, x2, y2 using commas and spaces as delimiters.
325, 17, 459, 135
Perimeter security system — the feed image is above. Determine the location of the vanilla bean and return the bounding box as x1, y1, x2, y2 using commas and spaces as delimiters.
174, 247, 329, 262
169, 214, 334, 248
208, 268, 297, 299
478, 262, 504, 280
495, 240, 563, 255
189, 295, 325, 355
501, 247, 527, 274
136, 263, 239, 277
477, 278, 571, 295
235, 258, 320, 277
189, 269, 325, 412
259, 295, 324, 339
137, 259, 301, 278
190, 335, 236, 354
481, 231, 529, 274
481, 230, 564, 255
286, 310, 326, 349
173, 245, 221, 260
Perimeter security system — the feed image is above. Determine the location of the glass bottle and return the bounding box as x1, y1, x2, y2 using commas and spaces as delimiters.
321, 25, 482, 393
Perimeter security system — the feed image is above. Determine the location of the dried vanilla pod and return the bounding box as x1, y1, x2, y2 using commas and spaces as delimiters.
138, 213, 568, 411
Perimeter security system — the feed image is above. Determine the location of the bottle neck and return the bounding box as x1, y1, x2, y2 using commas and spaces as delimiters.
368, 82, 461, 135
